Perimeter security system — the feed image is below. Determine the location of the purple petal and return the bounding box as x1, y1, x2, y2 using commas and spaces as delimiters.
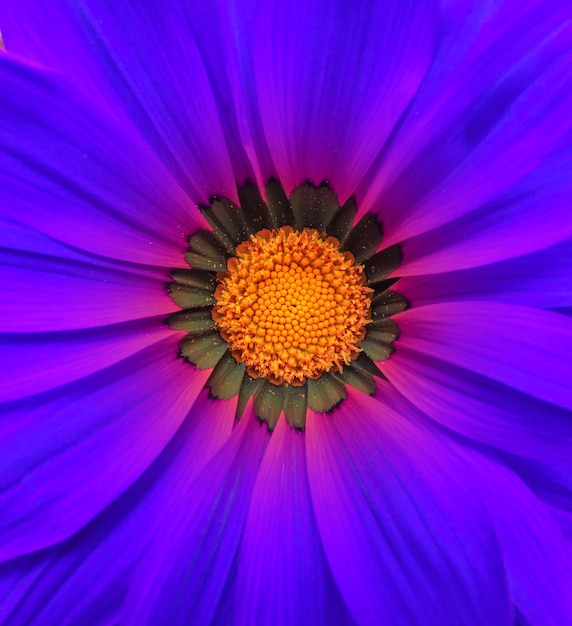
500, 454, 572, 538
0, 1, 239, 199
398, 143, 572, 275
383, 348, 572, 470
0, 319, 176, 402
0, 389, 236, 624
462, 448, 572, 624
392, 302, 572, 411
235, 416, 351, 626
0, 220, 178, 332
306, 392, 511, 625
235, 0, 437, 199
370, 4, 572, 246
123, 410, 270, 626
376, 381, 572, 623
0, 55, 203, 266
396, 237, 572, 309
0, 336, 208, 561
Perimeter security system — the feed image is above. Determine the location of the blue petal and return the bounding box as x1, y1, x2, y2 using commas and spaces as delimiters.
397, 237, 572, 310
123, 410, 270, 626
0, 0, 243, 199
224, 0, 438, 199
0, 318, 175, 402
391, 302, 572, 411
0, 389, 236, 625
0, 220, 178, 332
306, 392, 512, 625
0, 337, 208, 561
235, 417, 352, 626
0, 55, 201, 266
461, 447, 572, 624
370, 2, 572, 246
398, 142, 572, 275
383, 350, 572, 471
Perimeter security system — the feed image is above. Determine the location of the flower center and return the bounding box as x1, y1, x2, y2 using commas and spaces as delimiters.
212, 226, 371, 386
167, 179, 407, 429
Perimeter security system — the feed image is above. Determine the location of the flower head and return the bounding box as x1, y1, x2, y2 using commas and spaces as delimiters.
1, 1, 572, 624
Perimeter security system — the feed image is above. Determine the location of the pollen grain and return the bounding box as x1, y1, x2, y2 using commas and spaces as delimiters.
212, 226, 372, 386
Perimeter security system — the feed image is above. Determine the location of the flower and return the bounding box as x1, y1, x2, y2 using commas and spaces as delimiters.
1, 0, 572, 624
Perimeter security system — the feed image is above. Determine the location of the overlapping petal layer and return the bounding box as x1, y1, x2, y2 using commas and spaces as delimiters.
1, 0, 571, 624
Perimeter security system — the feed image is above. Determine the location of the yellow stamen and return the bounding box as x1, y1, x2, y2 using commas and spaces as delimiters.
212, 227, 372, 385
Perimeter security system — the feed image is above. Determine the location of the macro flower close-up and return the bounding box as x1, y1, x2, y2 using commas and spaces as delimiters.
1, 1, 572, 624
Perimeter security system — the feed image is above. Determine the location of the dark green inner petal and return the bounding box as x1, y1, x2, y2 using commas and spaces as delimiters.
168, 179, 406, 431
289, 181, 340, 231
238, 182, 274, 231
185, 229, 229, 271
254, 381, 287, 430
207, 351, 246, 400
264, 178, 295, 228
365, 244, 403, 284
237, 376, 265, 419
283, 384, 308, 429
371, 290, 409, 317
308, 373, 347, 412
342, 213, 383, 263
199, 196, 250, 251
167, 308, 215, 334
326, 195, 357, 244
179, 332, 228, 369
341, 362, 377, 395
168, 282, 216, 309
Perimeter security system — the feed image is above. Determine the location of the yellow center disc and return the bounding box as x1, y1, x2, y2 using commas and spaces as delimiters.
212, 226, 372, 386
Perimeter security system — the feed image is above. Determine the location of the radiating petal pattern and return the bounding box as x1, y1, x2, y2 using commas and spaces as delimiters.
392, 302, 572, 410
0, 337, 208, 560
0, 220, 178, 332
236, 417, 351, 626
306, 392, 512, 625
1, 0, 571, 623
0, 55, 201, 266
0, 0, 240, 200
396, 238, 572, 310
0, 389, 236, 626
239, 0, 438, 201
123, 410, 270, 626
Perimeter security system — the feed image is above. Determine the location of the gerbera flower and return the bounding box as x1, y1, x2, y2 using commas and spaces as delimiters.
1, 0, 572, 624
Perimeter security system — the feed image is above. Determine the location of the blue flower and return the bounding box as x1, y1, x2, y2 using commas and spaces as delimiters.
1, 1, 572, 624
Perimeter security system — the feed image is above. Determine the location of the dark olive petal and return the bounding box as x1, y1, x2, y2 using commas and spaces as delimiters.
343, 214, 383, 263
283, 383, 308, 429
201, 196, 253, 248
327, 196, 357, 244
238, 182, 273, 232
307, 373, 347, 412
170, 269, 217, 292
265, 178, 295, 228
197, 208, 235, 255
167, 283, 216, 309
185, 229, 228, 271
368, 318, 400, 337
352, 352, 387, 380
289, 182, 340, 231
166, 308, 215, 334
207, 352, 246, 400
372, 290, 409, 318
366, 324, 399, 347
254, 381, 286, 430
340, 363, 377, 395
359, 336, 394, 362
365, 244, 403, 285
236, 375, 265, 419
179, 332, 228, 369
